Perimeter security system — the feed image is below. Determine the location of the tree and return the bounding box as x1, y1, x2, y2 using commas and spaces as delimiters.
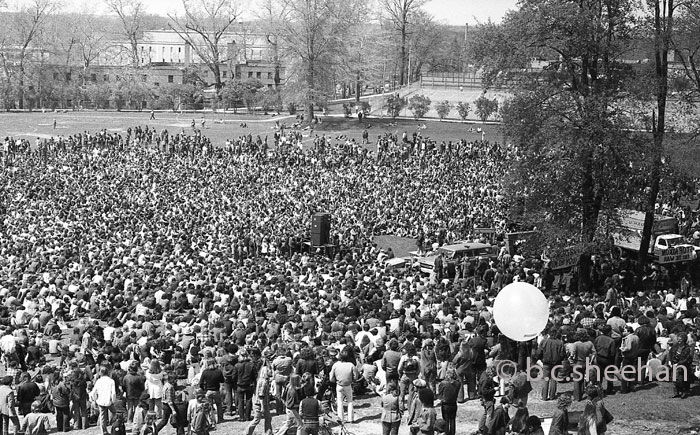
0, 0, 58, 109
384, 93, 407, 118
436, 100, 451, 120
278, 0, 367, 122
474, 95, 498, 123
168, 0, 240, 94
105, 0, 146, 67
408, 94, 430, 119
380, 0, 427, 86
456, 101, 470, 121
471, 0, 643, 291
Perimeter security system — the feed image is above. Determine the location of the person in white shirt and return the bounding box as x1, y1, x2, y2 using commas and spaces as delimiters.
90, 366, 116, 435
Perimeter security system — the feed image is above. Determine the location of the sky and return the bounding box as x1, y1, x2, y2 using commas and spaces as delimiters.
6, 0, 519, 25
423, 0, 518, 25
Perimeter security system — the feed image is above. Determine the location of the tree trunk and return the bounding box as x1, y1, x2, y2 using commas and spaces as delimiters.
306, 61, 315, 122
400, 23, 407, 86
637, 0, 671, 288
356, 70, 361, 103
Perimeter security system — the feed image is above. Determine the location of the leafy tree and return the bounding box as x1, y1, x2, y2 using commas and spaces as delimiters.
277, 0, 367, 122
408, 94, 431, 119
456, 102, 470, 121
384, 93, 407, 118
471, 0, 643, 291
474, 95, 498, 123
435, 100, 451, 120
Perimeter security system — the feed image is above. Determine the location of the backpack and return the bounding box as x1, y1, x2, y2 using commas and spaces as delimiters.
111, 413, 126, 435
191, 401, 212, 435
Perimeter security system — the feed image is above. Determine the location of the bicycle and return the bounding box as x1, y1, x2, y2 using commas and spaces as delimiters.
319, 411, 355, 435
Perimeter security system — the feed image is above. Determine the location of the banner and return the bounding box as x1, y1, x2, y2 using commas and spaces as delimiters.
658, 245, 695, 264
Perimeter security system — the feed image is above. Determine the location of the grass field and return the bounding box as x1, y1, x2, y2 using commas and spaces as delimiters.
0, 111, 504, 148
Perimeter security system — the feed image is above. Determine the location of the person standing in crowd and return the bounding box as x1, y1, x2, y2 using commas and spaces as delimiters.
199, 357, 225, 423
274, 374, 302, 435
670, 331, 693, 399
51, 373, 72, 432
330, 348, 359, 424
571, 331, 595, 401
477, 366, 497, 435
380, 381, 401, 435
489, 397, 510, 435
436, 370, 459, 435
247, 363, 273, 435
594, 325, 617, 395
619, 326, 639, 394
233, 348, 258, 422
122, 362, 146, 424
145, 361, 164, 419
548, 394, 571, 435
16, 373, 39, 417
537, 327, 566, 401
155, 372, 176, 435
298, 383, 322, 435
90, 366, 117, 435
0, 375, 20, 435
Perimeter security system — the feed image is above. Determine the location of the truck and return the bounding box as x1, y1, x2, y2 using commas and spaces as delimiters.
612, 209, 698, 264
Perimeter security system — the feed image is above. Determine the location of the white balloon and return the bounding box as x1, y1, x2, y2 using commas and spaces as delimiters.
493, 282, 549, 342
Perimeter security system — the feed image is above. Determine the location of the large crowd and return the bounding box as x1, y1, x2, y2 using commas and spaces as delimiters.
0, 125, 698, 435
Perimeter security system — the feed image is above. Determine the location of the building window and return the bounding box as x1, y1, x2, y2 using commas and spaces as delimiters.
104, 74, 109, 82
268, 72, 272, 79
168, 75, 174, 83
256, 71, 261, 79
248, 71, 253, 78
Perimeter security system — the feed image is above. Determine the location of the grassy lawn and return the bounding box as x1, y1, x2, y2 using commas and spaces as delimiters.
0, 111, 504, 148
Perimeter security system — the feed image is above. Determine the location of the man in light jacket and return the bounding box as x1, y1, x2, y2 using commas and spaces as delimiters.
90, 366, 117, 435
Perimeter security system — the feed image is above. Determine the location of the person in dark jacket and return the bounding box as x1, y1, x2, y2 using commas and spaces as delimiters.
121, 362, 146, 423
199, 358, 225, 422
16, 372, 40, 416
670, 332, 693, 398
436, 370, 459, 435
468, 326, 489, 396
477, 367, 497, 435
593, 325, 617, 395
635, 316, 657, 383
233, 349, 258, 422
51, 374, 72, 432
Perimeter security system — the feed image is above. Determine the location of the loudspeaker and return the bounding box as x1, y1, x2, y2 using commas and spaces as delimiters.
311, 212, 331, 246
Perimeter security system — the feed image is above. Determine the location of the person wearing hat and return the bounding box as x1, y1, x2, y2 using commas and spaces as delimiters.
19, 401, 50, 435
